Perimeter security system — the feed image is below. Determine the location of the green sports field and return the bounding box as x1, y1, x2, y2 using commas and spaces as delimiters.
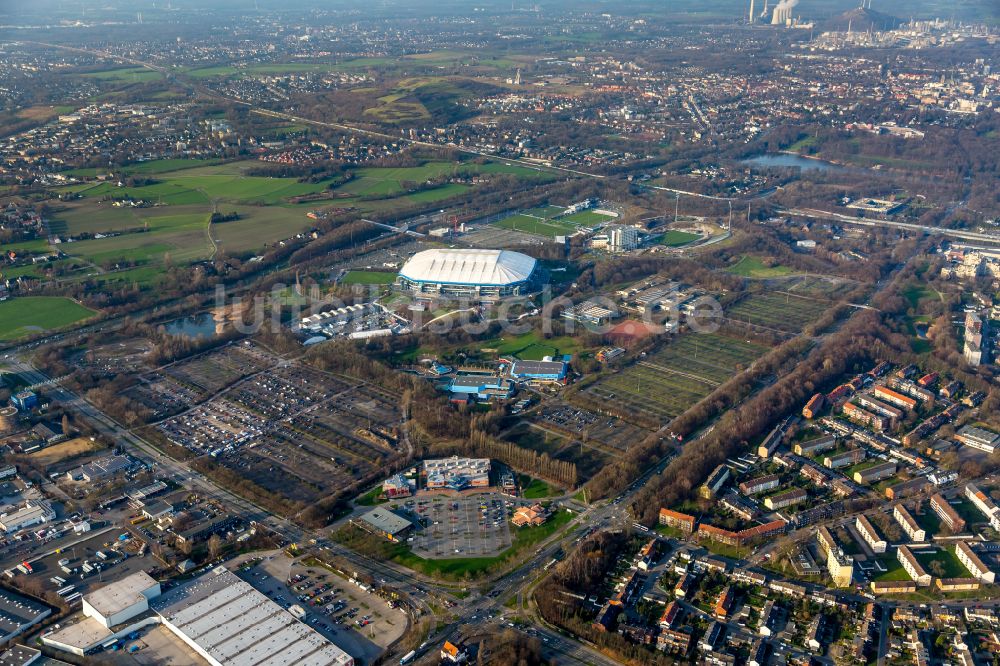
0, 297, 97, 340
494, 214, 579, 238
657, 230, 700, 246
559, 210, 614, 226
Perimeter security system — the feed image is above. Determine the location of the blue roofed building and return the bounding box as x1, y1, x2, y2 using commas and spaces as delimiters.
10, 391, 38, 411
507, 359, 569, 385
447, 375, 515, 400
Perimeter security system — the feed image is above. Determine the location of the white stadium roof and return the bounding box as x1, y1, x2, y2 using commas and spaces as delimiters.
399, 249, 536, 286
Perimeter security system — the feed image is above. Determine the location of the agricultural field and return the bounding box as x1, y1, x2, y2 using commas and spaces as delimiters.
41, 159, 545, 287
726, 292, 831, 334
16, 105, 75, 122
81, 67, 163, 83
185, 63, 335, 78
1, 238, 51, 256
0, 296, 97, 341
212, 205, 319, 254
66, 211, 214, 267
580, 333, 767, 424
61, 158, 224, 179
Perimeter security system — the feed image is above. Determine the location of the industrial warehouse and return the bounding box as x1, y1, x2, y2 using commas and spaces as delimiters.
395, 248, 540, 299
42, 568, 353, 665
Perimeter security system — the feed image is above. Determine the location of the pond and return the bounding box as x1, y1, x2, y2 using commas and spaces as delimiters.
163, 312, 220, 340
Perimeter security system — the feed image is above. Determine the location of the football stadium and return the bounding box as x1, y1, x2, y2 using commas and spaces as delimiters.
395, 248, 541, 299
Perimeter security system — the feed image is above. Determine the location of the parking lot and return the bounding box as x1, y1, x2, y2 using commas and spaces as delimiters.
234, 554, 403, 665
408, 493, 513, 559
18, 529, 159, 601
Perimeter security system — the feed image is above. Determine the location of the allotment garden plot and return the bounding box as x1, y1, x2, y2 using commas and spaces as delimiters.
726, 291, 832, 334
580, 333, 767, 425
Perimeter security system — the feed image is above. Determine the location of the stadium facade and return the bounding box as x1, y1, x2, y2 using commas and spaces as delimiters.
396, 248, 540, 299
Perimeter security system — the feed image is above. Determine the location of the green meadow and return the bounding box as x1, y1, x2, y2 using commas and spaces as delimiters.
43, 159, 546, 287
0, 297, 97, 340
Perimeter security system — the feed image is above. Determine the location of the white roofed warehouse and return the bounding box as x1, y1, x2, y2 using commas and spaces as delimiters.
396, 248, 540, 299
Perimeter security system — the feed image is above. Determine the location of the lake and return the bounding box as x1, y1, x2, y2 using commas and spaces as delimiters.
743, 153, 850, 173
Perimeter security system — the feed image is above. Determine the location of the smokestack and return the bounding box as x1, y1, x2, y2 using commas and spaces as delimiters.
750, 0, 756, 24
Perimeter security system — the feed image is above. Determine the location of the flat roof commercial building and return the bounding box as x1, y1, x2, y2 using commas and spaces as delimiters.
356, 507, 413, 542
0, 588, 51, 644
0, 645, 41, 666
66, 454, 137, 483
956, 425, 1000, 453
82, 571, 160, 629
0, 500, 55, 533
424, 456, 490, 490
507, 359, 568, 384
561, 301, 618, 326
152, 567, 353, 666
447, 375, 515, 401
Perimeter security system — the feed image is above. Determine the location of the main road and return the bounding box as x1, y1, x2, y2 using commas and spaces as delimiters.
782, 206, 1000, 244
